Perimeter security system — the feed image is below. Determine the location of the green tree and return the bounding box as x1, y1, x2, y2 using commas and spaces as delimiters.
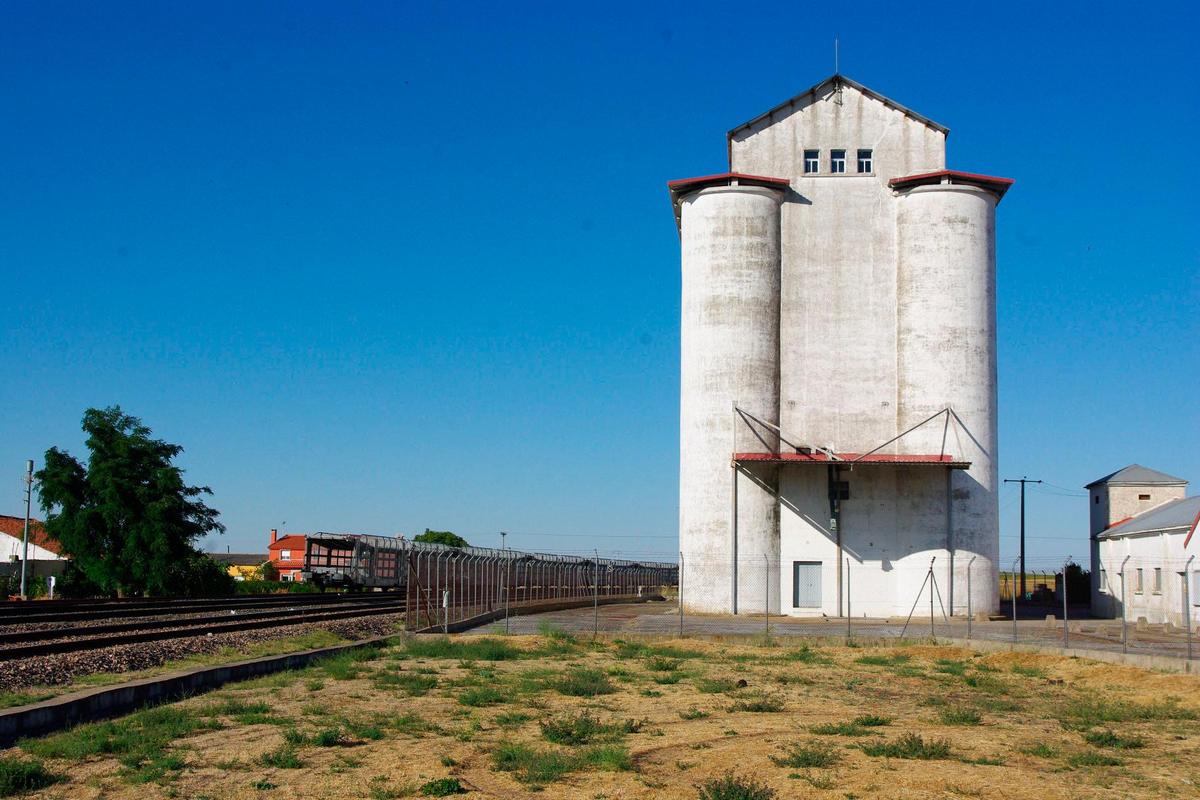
36, 406, 230, 597
413, 529, 468, 548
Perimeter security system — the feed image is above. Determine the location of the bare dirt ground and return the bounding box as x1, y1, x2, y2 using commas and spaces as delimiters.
5, 629, 1199, 800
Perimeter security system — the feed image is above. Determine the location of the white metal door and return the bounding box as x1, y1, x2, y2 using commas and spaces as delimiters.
793, 561, 822, 608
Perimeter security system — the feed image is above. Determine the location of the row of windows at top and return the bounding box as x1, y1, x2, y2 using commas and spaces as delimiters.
803, 148, 872, 174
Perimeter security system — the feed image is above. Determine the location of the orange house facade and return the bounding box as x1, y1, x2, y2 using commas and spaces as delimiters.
268, 529, 307, 581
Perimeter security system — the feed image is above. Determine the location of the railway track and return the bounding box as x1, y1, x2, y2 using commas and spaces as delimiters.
0, 599, 407, 661
0, 591, 401, 626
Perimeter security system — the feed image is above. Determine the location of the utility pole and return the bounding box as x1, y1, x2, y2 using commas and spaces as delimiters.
20, 460, 33, 599
1003, 476, 1041, 600
500, 531, 507, 550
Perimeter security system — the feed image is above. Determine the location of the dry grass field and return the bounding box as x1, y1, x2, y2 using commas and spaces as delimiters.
3, 626, 1198, 799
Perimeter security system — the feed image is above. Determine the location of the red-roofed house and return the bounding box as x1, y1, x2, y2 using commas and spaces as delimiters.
0, 515, 65, 562
267, 529, 307, 581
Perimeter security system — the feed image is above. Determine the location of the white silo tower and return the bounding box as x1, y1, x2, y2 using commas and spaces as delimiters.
895, 178, 1003, 614
673, 174, 787, 614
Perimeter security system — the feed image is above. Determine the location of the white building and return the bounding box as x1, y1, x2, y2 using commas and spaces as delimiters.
672, 75, 1012, 617
1089, 465, 1199, 625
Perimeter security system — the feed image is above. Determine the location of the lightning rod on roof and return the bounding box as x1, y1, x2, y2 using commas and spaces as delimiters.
835, 36, 839, 74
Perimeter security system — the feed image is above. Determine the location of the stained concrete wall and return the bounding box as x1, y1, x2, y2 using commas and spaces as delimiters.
679, 185, 782, 614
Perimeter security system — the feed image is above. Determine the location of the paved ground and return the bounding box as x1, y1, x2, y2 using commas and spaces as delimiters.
468, 600, 1200, 662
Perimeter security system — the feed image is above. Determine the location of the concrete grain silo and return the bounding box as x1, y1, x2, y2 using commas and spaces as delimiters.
670, 75, 1013, 617
675, 177, 786, 614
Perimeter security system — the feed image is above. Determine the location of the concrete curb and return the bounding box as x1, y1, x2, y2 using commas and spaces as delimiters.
417, 594, 663, 634
0, 635, 393, 748
935, 636, 1198, 675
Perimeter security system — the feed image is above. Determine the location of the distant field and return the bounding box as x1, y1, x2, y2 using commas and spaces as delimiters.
3, 627, 1198, 799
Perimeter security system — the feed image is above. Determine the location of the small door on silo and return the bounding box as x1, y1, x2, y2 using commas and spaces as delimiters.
792, 561, 822, 608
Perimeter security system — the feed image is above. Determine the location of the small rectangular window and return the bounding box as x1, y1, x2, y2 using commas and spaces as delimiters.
1135, 568, 1143, 593
1138, 493, 1151, 500
1100, 569, 1108, 591
830, 149, 846, 173
1153, 568, 1162, 593
1094, 495, 1099, 504
281, 549, 291, 560
803, 150, 819, 174
857, 149, 873, 173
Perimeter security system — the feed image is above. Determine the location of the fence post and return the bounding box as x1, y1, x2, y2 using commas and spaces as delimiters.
592, 551, 600, 639
1011, 557, 1019, 647
929, 557, 936, 642
678, 551, 684, 637
1120, 555, 1130, 654
764, 553, 769, 640
845, 557, 851, 642
1183, 555, 1194, 661
1062, 557, 1070, 650
966, 556, 976, 640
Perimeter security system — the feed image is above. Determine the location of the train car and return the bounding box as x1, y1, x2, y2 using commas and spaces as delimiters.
302, 533, 405, 591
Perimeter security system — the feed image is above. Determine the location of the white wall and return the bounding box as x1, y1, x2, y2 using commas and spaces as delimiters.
0, 532, 62, 562
1096, 530, 1198, 625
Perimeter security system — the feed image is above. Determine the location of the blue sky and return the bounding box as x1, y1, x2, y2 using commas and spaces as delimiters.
1, 1, 1196, 568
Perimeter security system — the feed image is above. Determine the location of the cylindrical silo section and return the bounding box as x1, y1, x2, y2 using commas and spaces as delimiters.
679, 184, 782, 614
896, 184, 999, 616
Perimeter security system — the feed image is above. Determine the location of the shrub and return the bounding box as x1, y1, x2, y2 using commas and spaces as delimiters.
698, 773, 777, 800
495, 712, 532, 728
1019, 742, 1058, 758
1060, 697, 1196, 728
1083, 729, 1145, 749
491, 743, 576, 785
419, 777, 466, 796
934, 659, 967, 675
729, 692, 783, 713
259, 746, 303, 768
853, 714, 891, 727
696, 678, 739, 694
404, 637, 520, 661
647, 656, 682, 672
21, 705, 218, 781
312, 727, 346, 747
939, 708, 982, 726
963, 673, 1009, 695
810, 720, 878, 737
1011, 665, 1047, 678
458, 686, 506, 707
539, 713, 639, 746
769, 741, 839, 769
1068, 751, 1123, 768
0, 757, 63, 797
861, 733, 951, 760
854, 653, 910, 667
551, 668, 615, 697
375, 671, 438, 696
680, 708, 709, 720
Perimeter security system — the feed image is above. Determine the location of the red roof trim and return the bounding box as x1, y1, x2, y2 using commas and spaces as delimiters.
734, 452, 969, 468
1184, 505, 1200, 549
667, 172, 791, 191
889, 169, 1015, 201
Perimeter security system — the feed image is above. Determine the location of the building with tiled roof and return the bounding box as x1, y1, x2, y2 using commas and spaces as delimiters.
0, 514, 65, 562
1088, 466, 1197, 625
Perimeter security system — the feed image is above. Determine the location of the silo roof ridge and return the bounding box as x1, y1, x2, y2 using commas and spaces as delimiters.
727, 73, 951, 141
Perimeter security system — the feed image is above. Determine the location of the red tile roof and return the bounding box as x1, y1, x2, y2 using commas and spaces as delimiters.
0, 515, 63, 555
269, 534, 307, 569
888, 169, 1014, 201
